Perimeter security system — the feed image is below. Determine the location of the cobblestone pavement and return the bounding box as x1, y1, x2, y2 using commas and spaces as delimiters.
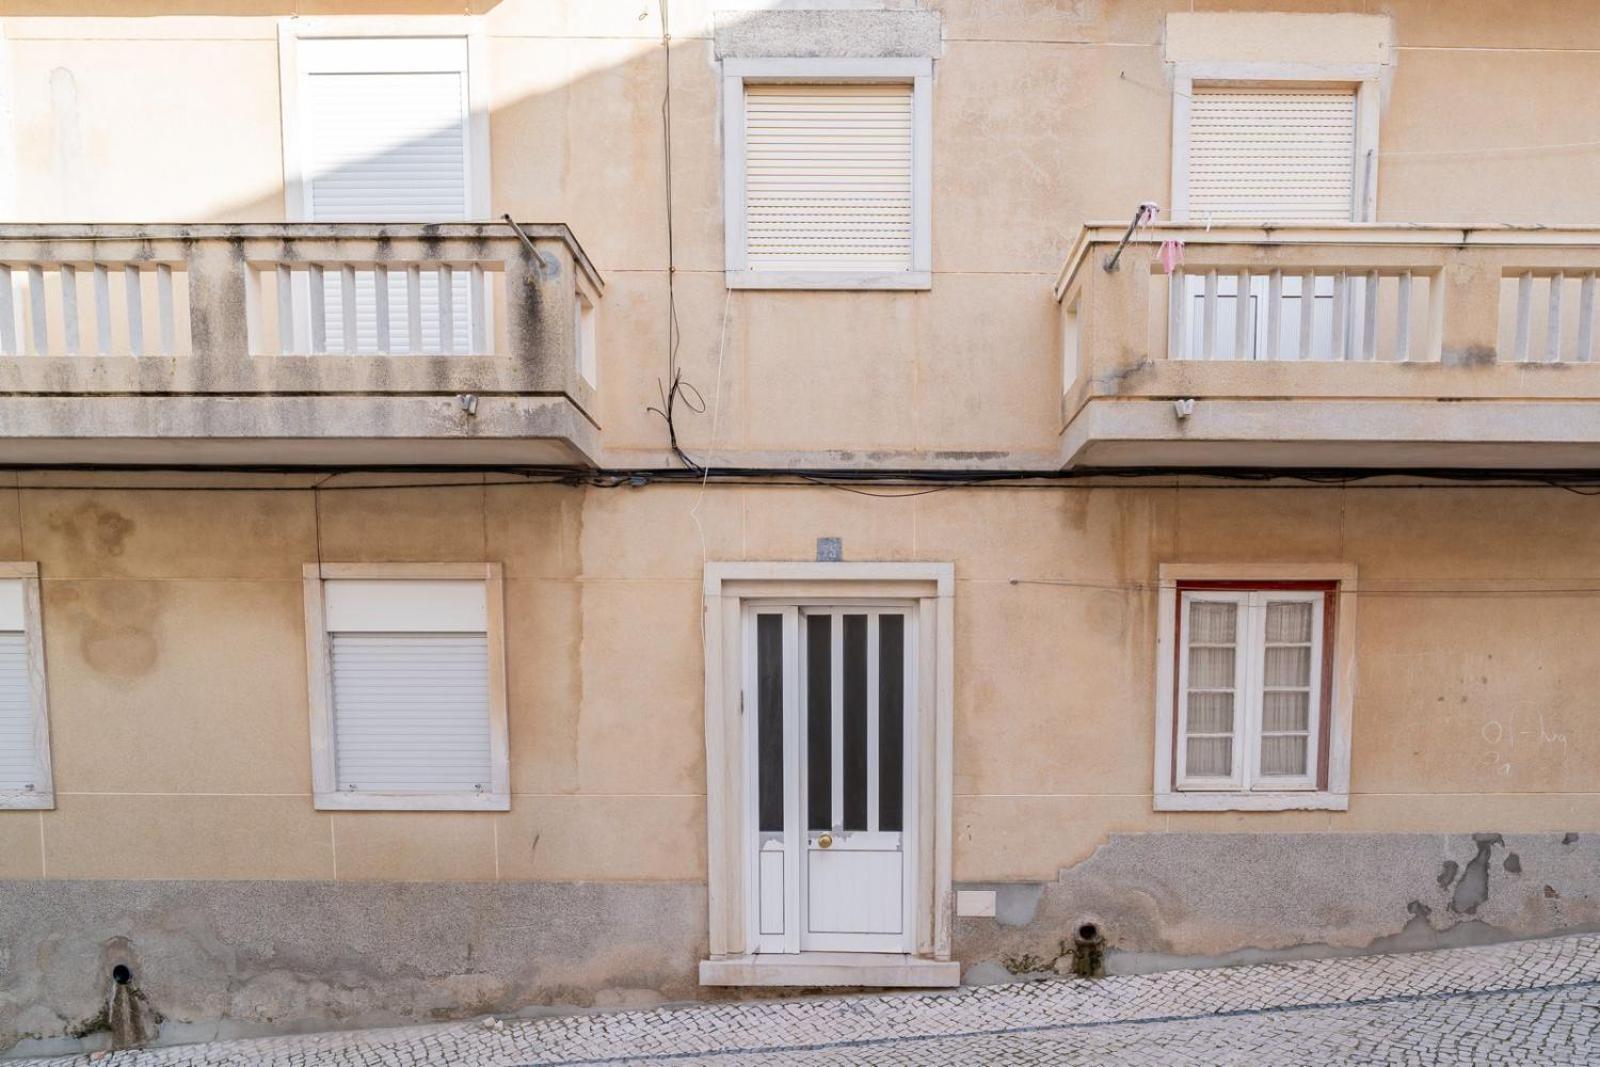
20, 934, 1600, 1066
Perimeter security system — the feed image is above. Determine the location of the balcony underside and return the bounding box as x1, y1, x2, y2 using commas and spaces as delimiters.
0, 395, 597, 467
1065, 395, 1600, 470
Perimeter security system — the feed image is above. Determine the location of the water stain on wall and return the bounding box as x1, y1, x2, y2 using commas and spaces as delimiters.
52, 583, 167, 679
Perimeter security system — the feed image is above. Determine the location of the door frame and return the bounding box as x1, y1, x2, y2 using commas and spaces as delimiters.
703, 563, 955, 980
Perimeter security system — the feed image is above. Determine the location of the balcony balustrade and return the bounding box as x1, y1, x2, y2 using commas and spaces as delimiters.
1055, 224, 1600, 469
0, 223, 601, 466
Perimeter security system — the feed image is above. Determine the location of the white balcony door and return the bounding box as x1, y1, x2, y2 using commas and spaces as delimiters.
287, 35, 483, 352
1181, 273, 1362, 360
747, 605, 916, 954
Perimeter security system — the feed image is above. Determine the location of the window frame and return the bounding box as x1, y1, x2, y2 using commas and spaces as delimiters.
302, 562, 509, 812
0, 562, 52, 811
1169, 62, 1382, 224
1155, 563, 1356, 813
277, 16, 492, 223
721, 57, 933, 291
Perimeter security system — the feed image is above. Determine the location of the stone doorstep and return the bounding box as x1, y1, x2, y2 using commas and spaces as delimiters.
699, 952, 962, 988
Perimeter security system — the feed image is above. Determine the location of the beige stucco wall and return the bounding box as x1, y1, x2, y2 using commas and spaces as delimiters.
0, 475, 1596, 888
5, 2, 1600, 464
2, 4, 1600, 1039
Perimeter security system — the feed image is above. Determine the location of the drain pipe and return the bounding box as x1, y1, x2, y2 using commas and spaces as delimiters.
1071, 922, 1106, 978
502, 214, 554, 274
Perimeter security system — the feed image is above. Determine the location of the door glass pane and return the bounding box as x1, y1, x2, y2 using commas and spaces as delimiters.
842, 614, 868, 831
756, 614, 783, 834
806, 614, 832, 832
878, 614, 904, 833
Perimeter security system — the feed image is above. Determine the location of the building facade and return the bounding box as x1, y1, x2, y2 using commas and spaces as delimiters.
3, 0, 1600, 1053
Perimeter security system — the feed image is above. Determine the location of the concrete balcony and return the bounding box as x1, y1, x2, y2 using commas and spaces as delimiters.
1055, 224, 1600, 469
0, 223, 602, 466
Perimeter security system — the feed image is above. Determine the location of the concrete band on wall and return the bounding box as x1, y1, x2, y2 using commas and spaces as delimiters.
712, 10, 943, 59
0, 881, 706, 1056
955, 832, 1600, 982
7, 832, 1600, 1052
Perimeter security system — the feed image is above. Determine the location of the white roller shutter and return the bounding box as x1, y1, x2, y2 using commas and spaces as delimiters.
744, 83, 914, 271
324, 578, 492, 795
297, 37, 474, 352
301, 38, 471, 222
330, 633, 492, 793
1186, 87, 1357, 223
0, 632, 37, 792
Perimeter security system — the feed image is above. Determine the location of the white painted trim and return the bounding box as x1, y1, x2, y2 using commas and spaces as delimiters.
727, 271, 932, 291
303, 561, 510, 812
277, 16, 492, 222
1169, 62, 1382, 224
1154, 563, 1356, 814
721, 57, 934, 291
0, 562, 53, 811
702, 561, 954, 983
1156, 791, 1349, 813
0, 25, 16, 222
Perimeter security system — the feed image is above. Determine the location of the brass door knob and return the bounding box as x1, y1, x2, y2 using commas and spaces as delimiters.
818, 833, 833, 849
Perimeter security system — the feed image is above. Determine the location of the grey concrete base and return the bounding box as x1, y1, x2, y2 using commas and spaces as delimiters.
953, 832, 1600, 979
0, 880, 706, 1056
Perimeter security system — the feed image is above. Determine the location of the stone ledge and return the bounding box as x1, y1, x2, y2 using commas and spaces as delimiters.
699, 953, 961, 988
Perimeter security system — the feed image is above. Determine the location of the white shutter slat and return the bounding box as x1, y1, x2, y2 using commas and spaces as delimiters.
1187, 88, 1357, 223
745, 83, 914, 270
330, 632, 492, 793
0, 634, 38, 790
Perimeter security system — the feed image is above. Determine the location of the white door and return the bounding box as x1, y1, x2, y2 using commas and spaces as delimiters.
746, 605, 915, 954
291, 36, 480, 353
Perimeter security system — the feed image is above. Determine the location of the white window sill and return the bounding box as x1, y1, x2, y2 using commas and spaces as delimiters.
1155, 791, 1349, 813
314, 791, 510, 812
699, 952, 960, 988
726, 270, 932, 291
0, 791, 54, 811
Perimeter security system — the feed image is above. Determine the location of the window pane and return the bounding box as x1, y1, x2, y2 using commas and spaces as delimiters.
1264, 646, 1312, 688
1186, 736, 1232, 777
806, 614, 832, 832
842, 614, 868, 831
1260, 734, 1309, 777
1265, 600, 1313, 642
1262, 690, 1310, 732
1187, 691, 1234, 735
878, 615, 904, 833
1189, 601, 1237, 644
1189, 646, 1236, 689
757, 614, 784, 834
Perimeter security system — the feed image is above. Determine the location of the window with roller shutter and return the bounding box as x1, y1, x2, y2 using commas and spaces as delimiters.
0, 570, 52, 810
721, 58, 932, 290
304, 568, 509, 811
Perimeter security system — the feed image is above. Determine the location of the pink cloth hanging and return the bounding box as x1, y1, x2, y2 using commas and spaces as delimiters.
1159, 238, 1185, 275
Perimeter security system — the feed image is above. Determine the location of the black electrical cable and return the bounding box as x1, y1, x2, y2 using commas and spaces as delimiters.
643, 0, 707, 474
